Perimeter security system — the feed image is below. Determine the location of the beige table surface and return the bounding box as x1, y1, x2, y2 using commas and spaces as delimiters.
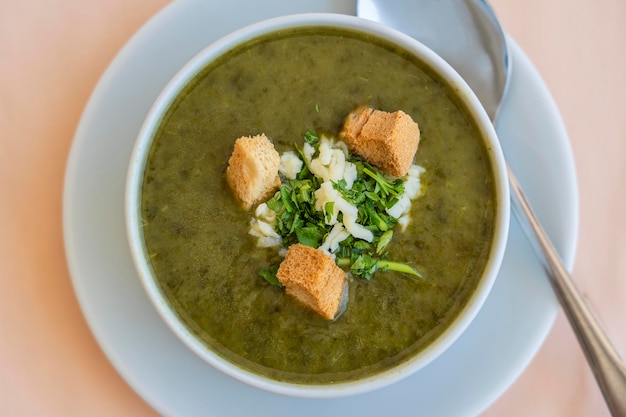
2, 0, 625, 416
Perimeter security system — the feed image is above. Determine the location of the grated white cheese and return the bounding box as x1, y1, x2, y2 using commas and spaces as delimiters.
343, 212, 374, 242
386, 164, 425, 230
248, 136, 425, 253
308, 137, 357, 187
249, 202, 282, 248
318, 223, 351, 254
279, 151, 303, 180
386, 194, 412, 219
255, 202, 276, 222
302, 142, 316, 163
314, 180, 362, 233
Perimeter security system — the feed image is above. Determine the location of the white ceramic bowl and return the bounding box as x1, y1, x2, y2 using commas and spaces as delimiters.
126, 13, 510, 399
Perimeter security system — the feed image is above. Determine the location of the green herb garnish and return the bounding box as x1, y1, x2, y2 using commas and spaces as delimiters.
259, 264, 283, 287
304, 130, 320, 147
260, 131, 422, 281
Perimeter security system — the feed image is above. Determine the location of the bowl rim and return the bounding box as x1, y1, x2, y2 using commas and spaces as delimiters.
125, 12, 510, 399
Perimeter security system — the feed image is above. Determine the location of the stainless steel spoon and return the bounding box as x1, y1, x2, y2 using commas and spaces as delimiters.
357, 1, 626, 415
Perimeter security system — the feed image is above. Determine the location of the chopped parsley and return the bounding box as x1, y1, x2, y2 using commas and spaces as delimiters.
259, 264, 283, 287
259, 131, 422, 282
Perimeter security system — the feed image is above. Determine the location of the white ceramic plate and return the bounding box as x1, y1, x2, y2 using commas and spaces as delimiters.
63, 1, 578, 416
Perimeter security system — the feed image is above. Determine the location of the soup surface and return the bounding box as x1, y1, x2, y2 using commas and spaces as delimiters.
141, 27, 496, 384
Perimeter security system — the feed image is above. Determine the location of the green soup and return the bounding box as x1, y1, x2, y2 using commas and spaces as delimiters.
141, 27, 497, 384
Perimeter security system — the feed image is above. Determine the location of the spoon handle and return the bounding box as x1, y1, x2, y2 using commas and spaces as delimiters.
508, 164, 626, 417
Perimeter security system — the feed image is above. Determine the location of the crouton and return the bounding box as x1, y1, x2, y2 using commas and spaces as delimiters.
276, 243, 346, 320
226, 134, 281, 210
340, 106, 420, 177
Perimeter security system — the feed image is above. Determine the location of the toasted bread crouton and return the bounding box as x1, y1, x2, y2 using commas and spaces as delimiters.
226, 134, 281, 210
276, 244, 346, 320
340, 106, 420, 177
